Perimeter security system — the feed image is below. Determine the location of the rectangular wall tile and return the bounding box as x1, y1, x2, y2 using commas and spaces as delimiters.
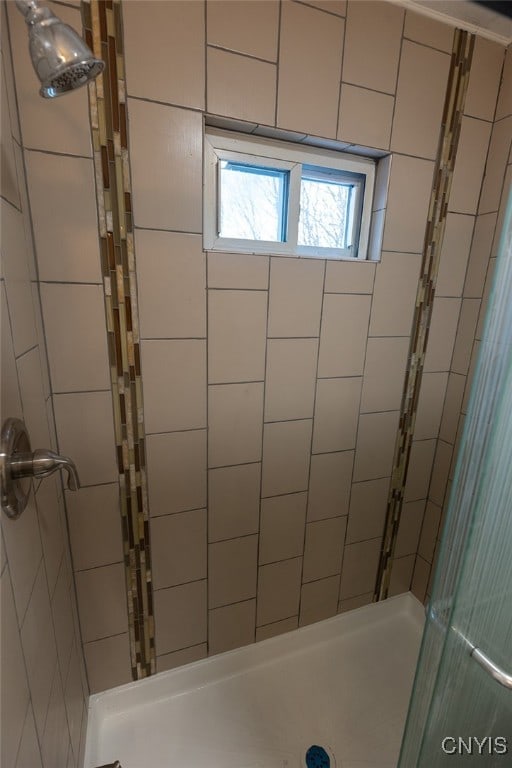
83, 633, 132, 694
154, 580, 207, 656
278, 1, 344, 137
479, 116, 512, 215
75, 563, 127, 643
449, 116, 492, 214
339, 537, 381, 600
346, 477, 389, 544
307, 450, 353, 521
318, 294, 371, 377
265, 338, 318, 421
353, 410, 400, 481
141, 340, 206, 433
369, 252, 422, 336
208, 252, 269, 290
256, 616, 298, 641
66, 484, 122, 571
423, 298, 462, 372
208, 535, 258, 608
152, 509, 207, 590
209, 290, 267, 383
299, 575, 339, 626
382, 155, 435, 253
2, 491, 42, 624
262, 419, 312, 497
268, 257, 324, 337
259, 492, 307, 564
302, 517, 346, 582
338, 83, 393, 149
324, 260, 375, 294
395, 500, 425, 558
436, 213, 475, 297
136, 230, 206, 339
209, 599, 256, 655
147, 430, 206, 517
207, 0, 279, 61
414, 371, 449, 440
312, 377, 361, 454
464, 37, 504, 122
388, 554, 415, 597
209, 463, 261, 542
207, 47, 276, 125
156, 643, 207, 673
256, 557, 302, 626
208, 383, 264, 467
360, 336, 409, 413
404, 439, 436, 502
403, 10, 454, 52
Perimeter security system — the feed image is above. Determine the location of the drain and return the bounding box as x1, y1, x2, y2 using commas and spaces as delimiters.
305, 745, 331, 768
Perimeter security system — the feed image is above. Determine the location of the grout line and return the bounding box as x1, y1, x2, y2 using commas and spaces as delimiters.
156, 640, 206, 659
207, 43, 278, 68
126, 93, 204, 114
335, 0, 347, 140
274, 0, 282, 127
256, 613, 298, 630
23, 146, 93, 161
134, 224, 202, 235
293, 0, 346, 20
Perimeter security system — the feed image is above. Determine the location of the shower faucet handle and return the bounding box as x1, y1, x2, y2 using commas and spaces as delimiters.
28, 449, 81, 491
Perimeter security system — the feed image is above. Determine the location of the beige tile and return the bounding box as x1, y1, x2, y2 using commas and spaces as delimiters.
7, 2, 92, 156
20, 562, 57, 739
418, 501, 441, 563
151, 509, 207, 590
75, 563, 127, 643
84, 633, 132, 694
346, 477, 389, 544
51, 556, 74, 671
388, 555, 415, 597
265, 338, 318, 421
297, 0, 346, 14
462, 343, 479, 414
476, 260, 494, 339
404, 439, 436, 502
16, 346, 50, 452
299, 575, 339, 626
35, 477, 64, 596
424, 297, 461, 372
318, 294, 371, 377
1, 567, 30, 768
262, 419, 312, 496
259, 492, 307, 563
339, 537, 381, 600
312, 377, 361, 454
479, 117, 512, 215
141, 340, 206, 433
324, 260, 375, 293
450, 298, 480, 375
40, 284, 109, 393
208, 47, 276, 125
361, 337, 409, 413
1, 60, 20, 209
124, 0, 204, 108
411, 556, 431, 603
370, 252, 421, 337
15, 705, 42, 768
129, 98, 202, 232
208, 383, 264, 467
209, 290, 267, 383
367, 207, 386, 261
147, 430, 206, 517
395, 499, 425, 558
156, 643, 207, 673
491, 164, 512, 260
63, 641, 85, 762
209, 535, 258, 608
42, 665, 69, 768
154, 580, 207, 655
209, 463, 261, 542
339, 591, 373, 613
268, 257, 324, 337
303, 517, 346, 582
307, 451, 353, 521
1, 283, 23, 421
372, 154, 392, 212
429, 440, 453, 507
136, 230, 206, 339
2, 490, 42, 623
53, 391, 117, 486
382, 155, 435, 253
414, 371, 449, 440
439, 373, 465, 444
1, 201, 38, 356
436, 214, 474, 297
338, 84, 393, 149
256, 557, 302, 626
278, 1, 343, 137
449, 116, 492, 215
209, 599, 256, 655
207, 0, 279, 61
403, 10, 454, 52
256, 615, 298, 641
208, 252, 269, 289
496, 46, 512, 120
353, 410, 400, 482
391, 42, 449, 160
464, 37, 504, 122
343, 0, 403, 94
25, 151, 101, 283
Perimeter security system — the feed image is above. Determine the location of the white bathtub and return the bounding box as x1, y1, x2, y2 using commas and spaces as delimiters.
84, 592, 424, 768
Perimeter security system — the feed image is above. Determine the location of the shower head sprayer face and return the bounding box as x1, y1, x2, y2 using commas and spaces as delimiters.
15, 0, 104, 98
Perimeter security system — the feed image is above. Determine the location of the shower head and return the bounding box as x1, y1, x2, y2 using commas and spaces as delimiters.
15, 0, 104, 99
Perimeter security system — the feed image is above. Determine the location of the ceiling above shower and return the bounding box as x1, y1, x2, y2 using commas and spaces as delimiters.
394, 0, 512, 44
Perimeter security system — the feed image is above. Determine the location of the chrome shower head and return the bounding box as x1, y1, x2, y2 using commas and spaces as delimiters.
15, 0, 104, 99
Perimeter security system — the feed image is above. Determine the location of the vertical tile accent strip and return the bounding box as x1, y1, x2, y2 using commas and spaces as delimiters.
375, 29, 475, 600
83, 0, 155, 678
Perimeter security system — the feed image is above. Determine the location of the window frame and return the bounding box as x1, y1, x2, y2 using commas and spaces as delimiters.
204, 128, 376, 260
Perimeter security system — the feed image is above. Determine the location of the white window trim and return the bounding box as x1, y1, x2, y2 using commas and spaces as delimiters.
204, 128, 376, 260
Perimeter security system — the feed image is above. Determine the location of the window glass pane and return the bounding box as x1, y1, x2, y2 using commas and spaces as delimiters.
298, 166, 362, 250
219, 161, 288, 242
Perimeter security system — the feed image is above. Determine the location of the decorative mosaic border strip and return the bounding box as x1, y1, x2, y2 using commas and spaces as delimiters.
82, 0, 155, 679
375, 28, 475, 600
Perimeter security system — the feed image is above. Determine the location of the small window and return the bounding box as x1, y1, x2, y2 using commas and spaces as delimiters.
204, 129, 375, 260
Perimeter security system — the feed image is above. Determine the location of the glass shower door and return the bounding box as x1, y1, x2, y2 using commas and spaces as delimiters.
398, 186, 512, 766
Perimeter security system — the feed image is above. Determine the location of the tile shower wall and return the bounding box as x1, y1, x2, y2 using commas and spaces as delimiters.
120, 0, 505, 672
1, 2, 89, 766
406, 43, 512, 602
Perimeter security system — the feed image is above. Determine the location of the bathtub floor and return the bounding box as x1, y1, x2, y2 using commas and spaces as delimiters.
84, 593, 424, 768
